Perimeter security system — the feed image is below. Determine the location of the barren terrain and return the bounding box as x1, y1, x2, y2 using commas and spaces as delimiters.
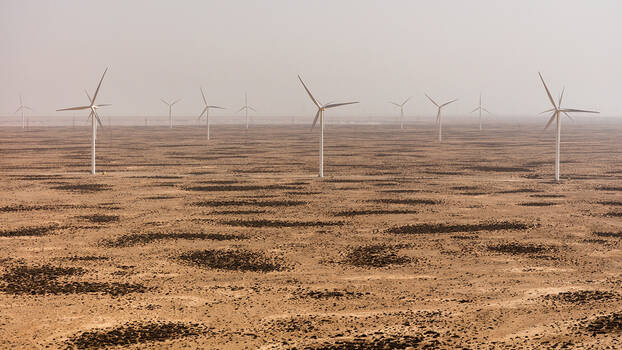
1, 122, 621, 349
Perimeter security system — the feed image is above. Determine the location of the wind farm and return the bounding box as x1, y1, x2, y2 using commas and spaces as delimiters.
1, 2, 621, 349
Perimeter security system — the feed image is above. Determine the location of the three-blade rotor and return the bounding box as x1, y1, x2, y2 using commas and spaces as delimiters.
57, 67, 109, 128
198, 87, 225, 120
298, 75, 359, 130
238, 92, 257, 113
426, 93, 457, 124
538, 72, 599, 130
390, 97, 411, 108
15, 94, 33, 113
161, 98, 181, 107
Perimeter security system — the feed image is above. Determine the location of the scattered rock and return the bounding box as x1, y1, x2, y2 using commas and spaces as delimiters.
179, 249, 286, 272
387, 221, 529, 235
101, 232, 246, 248
51, 184, 111, 193
221, 219, 343, 228
0, 224, 58, 237
543, 290, 620, 304
64, 321, 209, 349
343, 244, 411, 268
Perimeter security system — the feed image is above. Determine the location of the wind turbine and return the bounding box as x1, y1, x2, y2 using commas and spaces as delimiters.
15, 94, 33, 129
197, 87, 224, 140
471, 93, 491, 131
161, 98, 181, 128
56, 67, 110, 175
425, 94, 457, 143
238, 92, 256, 129
538, 72, 599, 182
390, 97, 411, 129
298, 75, 359, 178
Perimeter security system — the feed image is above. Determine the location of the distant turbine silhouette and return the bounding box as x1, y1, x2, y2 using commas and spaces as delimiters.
538, 72, 599, 182
161, 98, 181, 128
197, 87, 224, 140
15, 94, 33, 129
425, 94, 457, 143
298, 75, 359, 178
390, 97, 411, 129
470, 93, 491, 131
57, 68, 111, 175
238, 92, 256, 129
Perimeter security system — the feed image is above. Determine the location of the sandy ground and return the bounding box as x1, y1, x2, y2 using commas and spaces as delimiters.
0, 122, 621, 349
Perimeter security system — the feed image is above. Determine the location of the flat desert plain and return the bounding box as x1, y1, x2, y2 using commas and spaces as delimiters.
0, 122, 621, 349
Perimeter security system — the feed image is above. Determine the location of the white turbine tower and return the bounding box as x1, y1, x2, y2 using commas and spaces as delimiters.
197, 87, 224, 140
161, 98, 181, 128
425, 94, 457, 143
238, 92, 256, 129
390, 97, 411, 129
538, 72, 599, 182
56, 68, 110, 175
15, 94, 33, 129
471, 93, 491, 131
298, 75, 359, 178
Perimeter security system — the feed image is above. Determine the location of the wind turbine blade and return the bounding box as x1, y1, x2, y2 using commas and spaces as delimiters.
298, 75, 321, 108
390, 102, 400, 107
15, 107, 22, 113
200, 87, 208, 105
93, 110, 104, 128
23, 106, 33, 111
97, 104, 112, 107
482, 108, 492, 114
84, 90, 93, 104
540, 108, 555, 114
91, 67, 108, 103
208, 105, 225, 110
538, 72, 557, 109
323, 101, 359, 109
161, 98, 169, 106
440, 99, 458, 107
57, 106, 91, 111
19, 94, 23, 106
311, 109, 320, 130
425, 94, 439, 107
248, 106, 257, 112
172, 99, 182, 105
402, 97, 411, 106
198, 107, 207, 119
470, 107, 480, 113
560, 108, 599, 114
562, 111, 575, 121
544, 112, 556, 130
558, 87, 565, 107
237, 107, 246, 113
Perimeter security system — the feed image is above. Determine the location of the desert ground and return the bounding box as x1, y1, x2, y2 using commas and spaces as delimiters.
0, 122, 621, 349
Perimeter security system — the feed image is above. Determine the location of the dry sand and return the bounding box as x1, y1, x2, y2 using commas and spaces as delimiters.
0, 123, 621, 349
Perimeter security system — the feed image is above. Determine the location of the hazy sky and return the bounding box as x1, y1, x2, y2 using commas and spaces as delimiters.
1, 0, 620, 122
